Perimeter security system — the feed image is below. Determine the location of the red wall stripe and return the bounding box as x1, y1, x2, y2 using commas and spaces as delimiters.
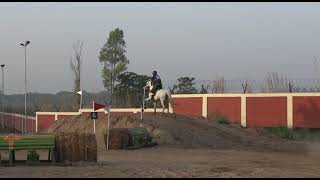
246, 97, 287, 127
293, 96, 320, 128
173, 97, 202, 116
37, 115, 55, 132
207, 97, 241, 123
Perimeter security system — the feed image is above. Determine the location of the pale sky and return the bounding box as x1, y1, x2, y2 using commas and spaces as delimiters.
0, 2, 320, 94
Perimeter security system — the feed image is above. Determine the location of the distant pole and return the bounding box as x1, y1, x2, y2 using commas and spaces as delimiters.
107, 106, 110, 151
106, 101, 111, 151
80, 93, 83, 109
140, 87, 145, 127
93, 118, 96, 134
92, 101, 95, 134
11, 106, 13, 131
20, 41, 30, 134
24, 44, 26, 133
77, 90, 83, 110
20, 116, 22, 134
0, 64, 4, 129
289, 83, 293, 93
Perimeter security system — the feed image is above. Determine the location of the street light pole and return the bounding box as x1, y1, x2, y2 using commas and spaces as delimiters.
1, 64, 5, 130
20, 41, 30, 134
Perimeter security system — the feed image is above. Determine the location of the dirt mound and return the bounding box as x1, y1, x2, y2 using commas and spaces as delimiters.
139, 114, 306, 152
48, 114, 108, 150
47, 113, 306, 153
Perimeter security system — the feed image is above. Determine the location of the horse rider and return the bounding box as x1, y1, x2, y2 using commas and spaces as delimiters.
146, 71, 163, 101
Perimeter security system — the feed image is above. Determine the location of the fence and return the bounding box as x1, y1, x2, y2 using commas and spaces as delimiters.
165, 78, 320, 94
0, 112, 36, 133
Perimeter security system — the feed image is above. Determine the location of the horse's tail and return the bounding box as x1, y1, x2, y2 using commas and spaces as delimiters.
166, 89, 175, 105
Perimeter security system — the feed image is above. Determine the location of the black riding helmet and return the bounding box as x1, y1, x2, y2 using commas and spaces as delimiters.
152, 71, 157, 75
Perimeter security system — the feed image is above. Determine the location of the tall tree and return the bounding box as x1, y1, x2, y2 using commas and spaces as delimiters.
114, 72, 149, 107
99, 28, 129, 102
174, 76, 198, 94
70, 40, 84, 108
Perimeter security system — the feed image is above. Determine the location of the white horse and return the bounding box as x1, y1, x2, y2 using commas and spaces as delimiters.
144, 80, 174, 114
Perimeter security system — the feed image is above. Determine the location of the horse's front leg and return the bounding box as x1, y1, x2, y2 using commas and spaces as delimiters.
143, 99, 147, 109
145, 92, 152, 101
153, 101, 157, 115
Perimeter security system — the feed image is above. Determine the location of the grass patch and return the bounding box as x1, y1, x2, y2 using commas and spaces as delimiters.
267, 127, 320, 141
267, 127, 294, 140
208, 113, 230, 125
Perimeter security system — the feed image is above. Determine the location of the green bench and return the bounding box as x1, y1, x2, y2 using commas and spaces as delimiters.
0, 134, 55, 165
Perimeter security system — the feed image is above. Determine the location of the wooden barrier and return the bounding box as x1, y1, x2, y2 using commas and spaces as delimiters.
55, 133, 97, 163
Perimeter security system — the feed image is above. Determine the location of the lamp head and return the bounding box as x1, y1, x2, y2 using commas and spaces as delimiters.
1, 64, 5, 68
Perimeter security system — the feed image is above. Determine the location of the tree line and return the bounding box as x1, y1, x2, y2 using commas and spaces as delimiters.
0, 27, 200, 116
70, 27, 199, 109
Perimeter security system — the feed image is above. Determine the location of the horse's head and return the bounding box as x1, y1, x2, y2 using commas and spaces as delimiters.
144, 80, 153, 96
145, 80, 153, 89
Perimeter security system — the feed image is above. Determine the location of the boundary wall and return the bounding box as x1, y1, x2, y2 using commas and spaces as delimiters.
34, 93, 320, 132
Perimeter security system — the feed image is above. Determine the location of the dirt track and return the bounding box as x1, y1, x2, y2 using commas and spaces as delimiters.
1, 114, 320, 177
1, 145, 320, 178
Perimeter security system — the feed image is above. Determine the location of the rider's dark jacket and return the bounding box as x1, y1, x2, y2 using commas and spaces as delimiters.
151, 74, 162, 93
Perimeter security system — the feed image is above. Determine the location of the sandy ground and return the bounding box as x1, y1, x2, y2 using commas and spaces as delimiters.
1, 114, 320, 177
0, 144, 320, 178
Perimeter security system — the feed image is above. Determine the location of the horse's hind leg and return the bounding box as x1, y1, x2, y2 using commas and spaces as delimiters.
166, 97, 170, 114
160, 99, 165, 114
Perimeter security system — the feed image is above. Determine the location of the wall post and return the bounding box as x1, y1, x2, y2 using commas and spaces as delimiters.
287, 95, 293, 129
202, 95, 208, 118
241, 95, 247, 127
35, 114, 38, 133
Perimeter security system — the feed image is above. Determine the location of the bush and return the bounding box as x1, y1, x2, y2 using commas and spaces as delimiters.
216, 116, 230, 124
27, 150, 40, 165
267, 127, 320, 141
294, 128, 320, 141
268, 127, 294, 140
208, 113, 230, 125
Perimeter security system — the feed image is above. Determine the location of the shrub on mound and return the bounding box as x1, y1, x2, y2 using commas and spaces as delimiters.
105, 127, 156, 150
